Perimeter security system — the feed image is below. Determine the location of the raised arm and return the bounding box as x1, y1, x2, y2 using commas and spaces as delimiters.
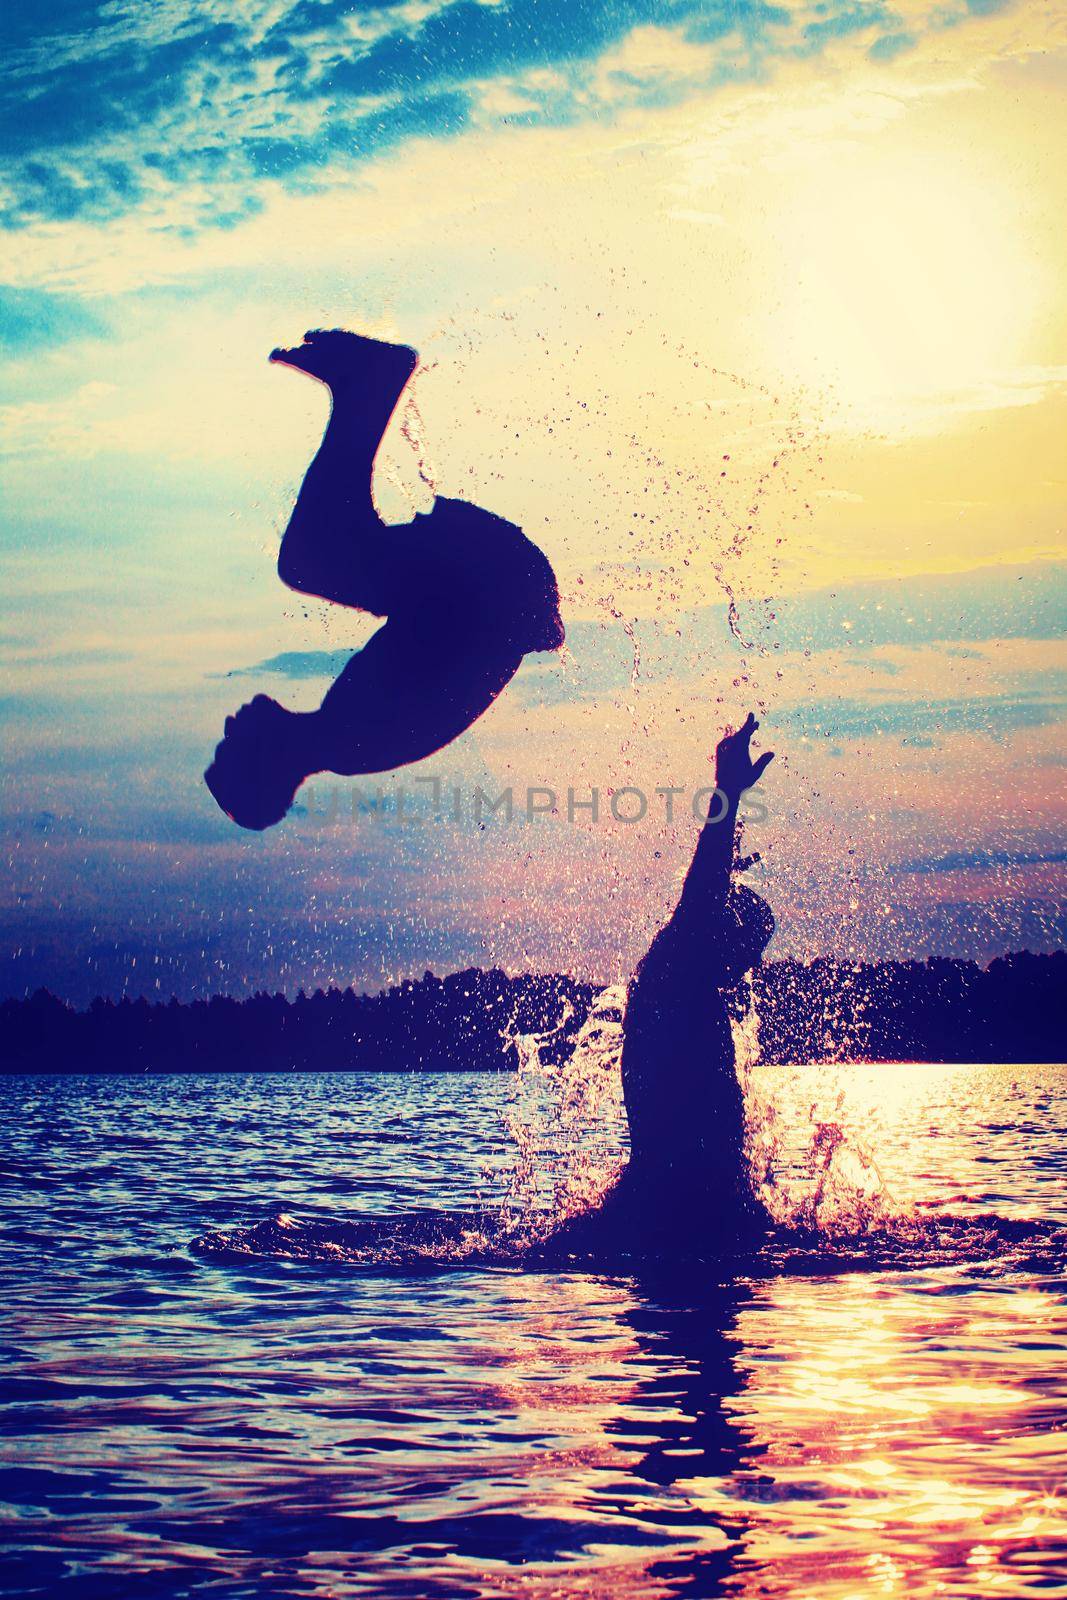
671, 713, 774, 932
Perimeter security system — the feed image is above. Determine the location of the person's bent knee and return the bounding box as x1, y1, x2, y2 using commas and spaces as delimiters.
278, 548, 391, 614
278, 552, 334, 604
278, 545, 336, 602
277, 542, 304, 590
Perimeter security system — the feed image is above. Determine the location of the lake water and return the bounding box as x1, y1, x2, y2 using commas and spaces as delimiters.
2, 1062, 1065, 1598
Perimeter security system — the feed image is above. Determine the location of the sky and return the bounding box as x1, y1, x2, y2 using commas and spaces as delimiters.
1, 0, 1065, 1003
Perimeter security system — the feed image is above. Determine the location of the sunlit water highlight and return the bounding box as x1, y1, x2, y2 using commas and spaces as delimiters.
2, 1063, 1065, 1599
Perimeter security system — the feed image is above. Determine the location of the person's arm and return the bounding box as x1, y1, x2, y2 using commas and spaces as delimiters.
671, 713, 774, 933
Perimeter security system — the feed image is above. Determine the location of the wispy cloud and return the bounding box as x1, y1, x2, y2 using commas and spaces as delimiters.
780, 691, 1064, 744
0, 286, 107, 352
0, 0, 1027, 236
896, 846, 1067, 874
225, 649, 356, 679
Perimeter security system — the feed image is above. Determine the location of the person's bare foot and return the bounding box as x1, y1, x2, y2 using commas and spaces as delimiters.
269, 328, 418, 396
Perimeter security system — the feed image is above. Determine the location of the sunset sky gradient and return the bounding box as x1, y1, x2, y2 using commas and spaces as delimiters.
1, 0, 1064, 1001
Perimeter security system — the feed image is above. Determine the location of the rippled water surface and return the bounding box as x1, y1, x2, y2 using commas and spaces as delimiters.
2, 1064, 1065, 1599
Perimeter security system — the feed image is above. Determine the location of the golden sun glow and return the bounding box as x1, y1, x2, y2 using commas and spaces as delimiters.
768, 146, 1043, 429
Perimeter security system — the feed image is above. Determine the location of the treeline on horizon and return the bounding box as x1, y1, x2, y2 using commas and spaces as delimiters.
1, 952, 1063, 1073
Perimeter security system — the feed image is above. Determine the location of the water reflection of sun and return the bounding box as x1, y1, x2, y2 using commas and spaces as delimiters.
720, 1272, 1067, 1595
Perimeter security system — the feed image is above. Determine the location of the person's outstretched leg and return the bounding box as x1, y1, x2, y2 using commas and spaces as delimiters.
271, 329, 418, 611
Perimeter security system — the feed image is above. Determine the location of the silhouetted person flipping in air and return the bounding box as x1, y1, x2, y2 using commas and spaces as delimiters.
545, 713, 775, 1259
206, 330, 564, 830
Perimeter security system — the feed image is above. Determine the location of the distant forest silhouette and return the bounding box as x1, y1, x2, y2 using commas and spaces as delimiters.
2, 952, 1062, 1072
